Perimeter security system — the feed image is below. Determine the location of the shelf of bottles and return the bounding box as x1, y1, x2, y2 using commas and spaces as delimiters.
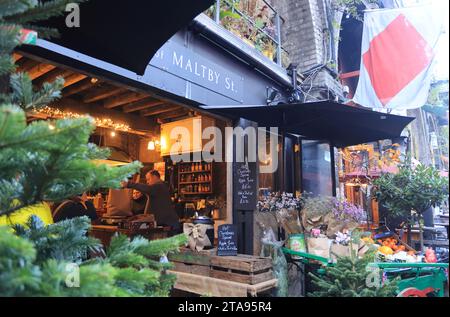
178, 161, 213, 195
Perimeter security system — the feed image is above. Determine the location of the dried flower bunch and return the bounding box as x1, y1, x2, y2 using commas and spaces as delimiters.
257, 192, 303, 234
257, 192, 302, 213
301, 194, 334, 219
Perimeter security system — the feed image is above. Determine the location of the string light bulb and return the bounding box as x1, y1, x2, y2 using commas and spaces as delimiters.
110, 131, 116, 137
148, 140, 155, 150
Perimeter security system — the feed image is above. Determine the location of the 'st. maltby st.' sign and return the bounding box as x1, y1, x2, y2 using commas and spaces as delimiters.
149, 41, 244, 102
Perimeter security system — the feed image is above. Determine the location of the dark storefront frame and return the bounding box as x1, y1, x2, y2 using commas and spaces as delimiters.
19, 18, 297, 255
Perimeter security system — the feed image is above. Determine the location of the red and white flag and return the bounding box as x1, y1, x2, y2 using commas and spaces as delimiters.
353, 4, 444, 109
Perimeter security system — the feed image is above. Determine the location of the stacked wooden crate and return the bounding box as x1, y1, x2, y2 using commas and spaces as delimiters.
168, 248, 274, 285
210, 254, 273, 285
168, 248, 215, 276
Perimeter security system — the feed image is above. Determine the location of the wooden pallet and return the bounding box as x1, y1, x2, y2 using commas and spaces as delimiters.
210, 254, 273, 285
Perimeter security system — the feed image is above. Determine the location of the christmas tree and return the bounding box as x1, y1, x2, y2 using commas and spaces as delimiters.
0, 0, 187, 296
308, 250, 399, 297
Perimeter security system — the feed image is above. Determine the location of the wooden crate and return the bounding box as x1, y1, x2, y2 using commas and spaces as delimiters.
173, 262, 211, 276
168, 247, 216, 276
210, 255, 273, 285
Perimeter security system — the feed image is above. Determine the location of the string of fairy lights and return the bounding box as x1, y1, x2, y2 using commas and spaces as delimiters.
35, 106, 132, 134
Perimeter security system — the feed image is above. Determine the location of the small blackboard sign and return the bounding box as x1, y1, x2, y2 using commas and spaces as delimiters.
217, 224, 238, 256
233, 161, 257, 210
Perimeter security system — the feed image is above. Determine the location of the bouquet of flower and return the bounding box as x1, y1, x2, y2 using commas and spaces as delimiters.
326, 198, 366, 237
331, 198, 366, 223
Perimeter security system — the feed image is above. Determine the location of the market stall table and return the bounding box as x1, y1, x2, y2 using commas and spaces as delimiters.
169, 270, 278, 297
168, 247, 278, 297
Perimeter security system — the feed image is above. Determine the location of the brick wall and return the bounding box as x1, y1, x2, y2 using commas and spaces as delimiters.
270, 0, 343, 101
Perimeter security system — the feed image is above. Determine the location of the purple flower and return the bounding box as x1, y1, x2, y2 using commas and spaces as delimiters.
331, 198, 366, 222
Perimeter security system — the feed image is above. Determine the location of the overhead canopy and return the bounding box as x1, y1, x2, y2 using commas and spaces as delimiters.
202, 101, 415, 148
32, 0, 214, 75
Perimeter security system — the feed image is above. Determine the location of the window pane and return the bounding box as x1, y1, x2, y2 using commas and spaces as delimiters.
301, 140, 332, 196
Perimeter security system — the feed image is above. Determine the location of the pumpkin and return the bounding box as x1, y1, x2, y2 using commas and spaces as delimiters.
378, 246, 394, 255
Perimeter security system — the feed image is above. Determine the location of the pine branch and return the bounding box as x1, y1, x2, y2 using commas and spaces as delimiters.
7, 72, 64, 110
135, 234, 188, 258
114, 267, 160, 296
13, 215, 102, 264
5, 0, 86, 25
0, 0, 36, 19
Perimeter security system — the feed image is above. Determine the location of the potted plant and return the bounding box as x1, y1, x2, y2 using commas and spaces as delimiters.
262, 39, 276, 61
373, 158, 448, 252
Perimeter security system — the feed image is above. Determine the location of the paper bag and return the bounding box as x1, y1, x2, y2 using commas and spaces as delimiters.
106, 188, 133, 217
306, 237, 330, 259
302, 214, 326, 232
330, 243, 359, 261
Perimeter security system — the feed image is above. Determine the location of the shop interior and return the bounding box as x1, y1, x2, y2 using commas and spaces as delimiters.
16, 52, 230, 244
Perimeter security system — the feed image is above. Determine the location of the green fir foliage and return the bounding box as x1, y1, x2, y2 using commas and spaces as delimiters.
0, 0, 188, 297
308, 251, 399, 297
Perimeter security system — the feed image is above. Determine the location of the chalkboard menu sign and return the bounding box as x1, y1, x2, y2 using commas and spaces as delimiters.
233, 161, 257, 210
217, 224, 238, 256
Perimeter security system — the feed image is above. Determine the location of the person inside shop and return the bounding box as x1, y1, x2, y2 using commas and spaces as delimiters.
122, 170, 180, 234
52, 192, 99, 223
131, 189, 147, 215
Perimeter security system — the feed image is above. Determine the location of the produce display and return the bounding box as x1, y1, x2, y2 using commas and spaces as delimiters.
374, 235, 420, 263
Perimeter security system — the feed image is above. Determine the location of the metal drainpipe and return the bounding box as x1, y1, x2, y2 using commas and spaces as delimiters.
215, 0, 220, 23
275, 12, 282, 67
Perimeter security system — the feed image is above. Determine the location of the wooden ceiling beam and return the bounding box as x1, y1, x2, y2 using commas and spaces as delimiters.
34, 68, 71, 86
140, 104, 182, 117
157, 109, 190, 121
16, 58, 38, 73
12, 53, 23, 62
27, 63, 56, 80
63, 73, 88, 87
122, 98, 164, 113
82, 85, 127, 103
63, 78, 99, 97
103, 91, 147, 109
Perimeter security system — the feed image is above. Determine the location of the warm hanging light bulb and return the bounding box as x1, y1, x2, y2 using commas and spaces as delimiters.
48, 123, 55, 130
110, 131, 116, 137
148, 140, 155, 150
160, 136, 167, 150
